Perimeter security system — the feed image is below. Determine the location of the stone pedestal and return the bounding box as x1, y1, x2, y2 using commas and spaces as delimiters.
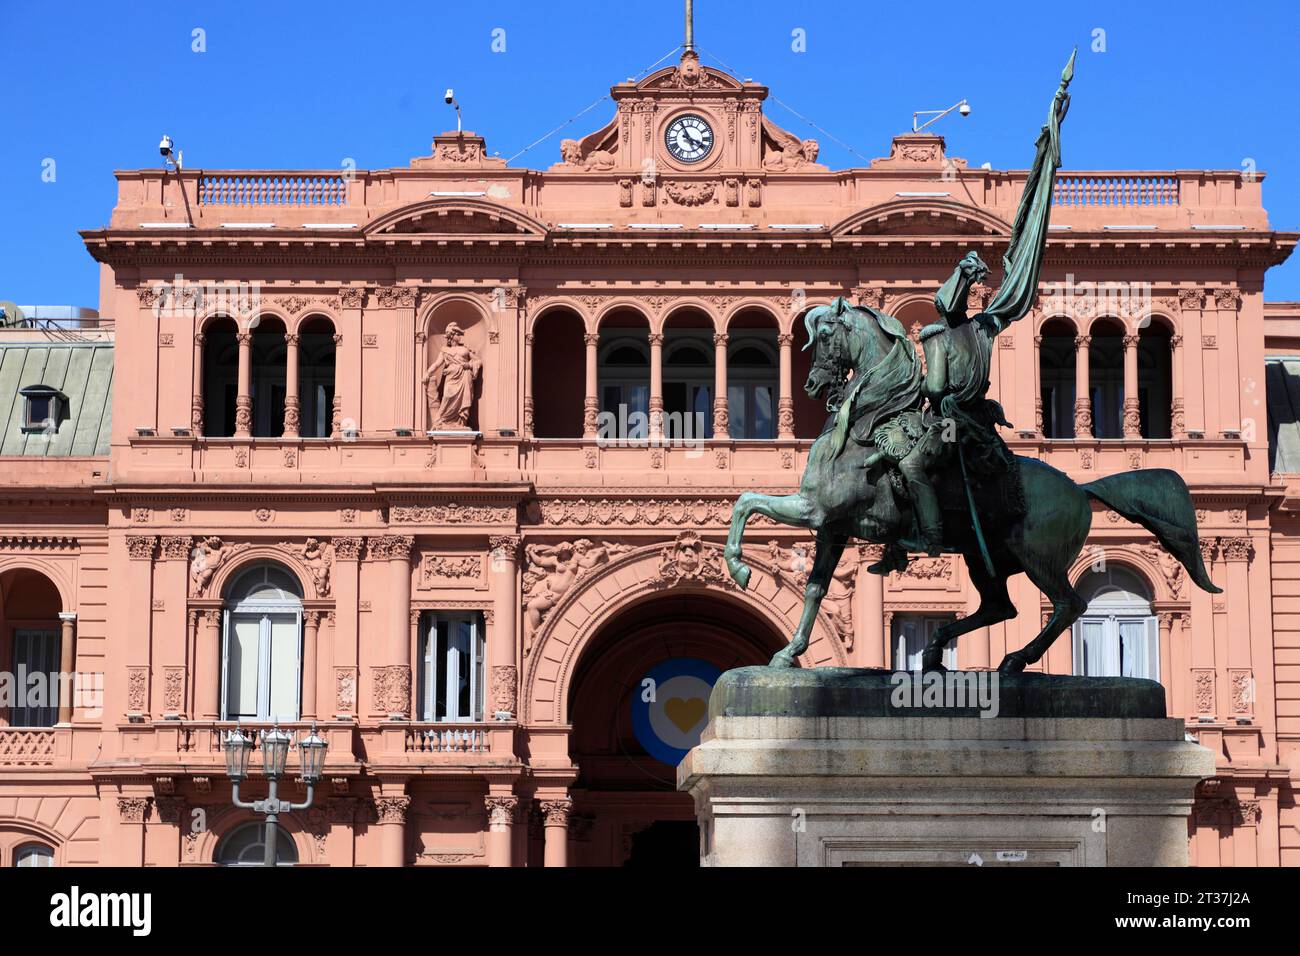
678, 668, 1215, 867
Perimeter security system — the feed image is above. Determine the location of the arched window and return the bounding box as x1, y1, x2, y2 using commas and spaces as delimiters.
221, 564, 303, 722
1138, 321, 1173, 439
1089, 319, 1125, 439
1038, 318, 1077, 438
663, 335, 713, 440
202, 317, 239, 437
530, 309, 585, 438
297, 317, 336, 439
599, 335, 650, 440
2, 567, 64, 727
215, 822, 297, 866
1071, 567, 1158, 681
727, 338, 777, 439
13, 843, 55, 867
250, 317, 288, 437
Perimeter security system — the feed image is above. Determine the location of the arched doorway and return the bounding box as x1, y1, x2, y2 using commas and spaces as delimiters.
565, 593, 782, 866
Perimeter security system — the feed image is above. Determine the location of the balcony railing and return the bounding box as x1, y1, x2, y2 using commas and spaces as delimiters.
1053, 175, 1179, 206
0, 728, 57, 766
405, 724, 491, 754
198, 174, 349, 207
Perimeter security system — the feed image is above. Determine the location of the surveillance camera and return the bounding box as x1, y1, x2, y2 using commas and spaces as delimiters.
444, 88, 455, 105
159, 134, 174, 156
959, 102, 971, 117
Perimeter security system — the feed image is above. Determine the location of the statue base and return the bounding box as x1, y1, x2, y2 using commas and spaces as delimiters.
677, 667, 1215, 867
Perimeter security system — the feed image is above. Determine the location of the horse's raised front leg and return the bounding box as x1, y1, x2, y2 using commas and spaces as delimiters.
771, 530, 844, 668
725, 491, 816, 590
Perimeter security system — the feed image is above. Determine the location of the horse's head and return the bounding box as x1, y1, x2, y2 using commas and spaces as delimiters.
803, 296, 861, 412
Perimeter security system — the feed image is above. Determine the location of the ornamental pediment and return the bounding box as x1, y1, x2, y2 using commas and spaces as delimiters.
831, 197, 1010, 238
364, 198, 548, 239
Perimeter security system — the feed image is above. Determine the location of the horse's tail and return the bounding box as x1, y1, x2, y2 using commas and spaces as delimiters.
1083, 469, 1222, 594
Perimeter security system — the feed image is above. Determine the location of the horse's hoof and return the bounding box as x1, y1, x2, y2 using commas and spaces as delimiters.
728, 561, 752, 590
997, 653, 1028, 674
921, 657, 947, 674
768, 647, 797, 668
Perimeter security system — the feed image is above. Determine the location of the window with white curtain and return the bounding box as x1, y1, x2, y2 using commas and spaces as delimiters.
891, 614, 957, 671
1071, 568, 1159, 681
418, 612, 485, 722
221, 564, 303, 722
11, 628, 60, 726
13, 843, 55, 867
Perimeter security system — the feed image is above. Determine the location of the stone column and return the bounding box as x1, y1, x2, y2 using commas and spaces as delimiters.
57, 612, 76, 725
234, 330, 253, 437
541, 797, 572, 867
777, 333, 795, 439
1170, 334, 1185, 437
1122, 333, 1140, 438
198, 609, 221, 720
1073, 334, 1092, 439
648, 332, 664, 439
301, 610, 320, 721
485, 794, 518, 867
377, 536, 414, 719
712, 332, 729, 439
1216, 289, 1243, 436
523, 332, 536, 438
191, 332, 205, 435
489, 536, 520, 720
1033, 334, 1044, 435
283, 331, 300, 438
331, 331, 344, 437
858, 548, 885, 668
373, 795, 409, 867
583, 332, 599, 438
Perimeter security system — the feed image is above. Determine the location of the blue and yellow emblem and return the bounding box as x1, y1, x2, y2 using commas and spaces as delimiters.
630, 658, 722, 766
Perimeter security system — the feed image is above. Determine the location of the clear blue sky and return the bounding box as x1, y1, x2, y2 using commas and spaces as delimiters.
3, 0, 1299, 308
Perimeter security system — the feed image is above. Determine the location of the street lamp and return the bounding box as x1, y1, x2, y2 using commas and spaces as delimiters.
227, 723, 327, 867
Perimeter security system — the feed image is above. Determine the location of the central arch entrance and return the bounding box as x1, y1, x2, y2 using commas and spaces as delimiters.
565, 593, 782, 866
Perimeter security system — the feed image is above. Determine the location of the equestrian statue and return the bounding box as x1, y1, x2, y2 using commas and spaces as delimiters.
723, 50, 1222, 671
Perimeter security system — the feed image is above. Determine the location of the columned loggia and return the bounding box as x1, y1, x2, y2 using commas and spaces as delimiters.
777, 332, 795, 439
1122, 333, 1140, 438
1073, 333, 1092, 438
283, 331, 301, 438
583, 332, 599, 438
712, 332, 729, 437
234, 330, 253, 437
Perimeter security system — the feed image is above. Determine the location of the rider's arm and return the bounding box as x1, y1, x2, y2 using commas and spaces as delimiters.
920, 328, 948, 401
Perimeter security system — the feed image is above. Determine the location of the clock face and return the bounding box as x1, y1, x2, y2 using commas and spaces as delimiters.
664, 114, 715, 163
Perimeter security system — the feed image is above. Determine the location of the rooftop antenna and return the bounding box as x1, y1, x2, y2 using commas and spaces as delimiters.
684, 0, 695, 53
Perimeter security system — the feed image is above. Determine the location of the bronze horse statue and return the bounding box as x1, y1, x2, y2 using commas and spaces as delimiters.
721, 297, 1219, 672
721, 50, 1220, 672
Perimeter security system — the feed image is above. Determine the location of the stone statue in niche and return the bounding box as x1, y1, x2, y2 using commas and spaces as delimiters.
422, 322, 482, 430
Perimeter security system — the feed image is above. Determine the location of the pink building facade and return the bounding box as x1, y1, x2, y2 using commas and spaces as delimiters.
0, 51, 1297, 866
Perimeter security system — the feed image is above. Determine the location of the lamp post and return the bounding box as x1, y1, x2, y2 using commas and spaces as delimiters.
225, 723, 328, 867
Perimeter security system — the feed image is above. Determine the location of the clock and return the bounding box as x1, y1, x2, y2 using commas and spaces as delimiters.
664, 114, 715, 163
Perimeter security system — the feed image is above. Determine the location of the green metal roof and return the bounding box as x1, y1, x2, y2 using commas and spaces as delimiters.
0, 342, 113, 456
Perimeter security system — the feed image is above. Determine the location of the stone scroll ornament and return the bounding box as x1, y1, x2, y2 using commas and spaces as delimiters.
422, 322, 482, 430
720, 49, 1223, 674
